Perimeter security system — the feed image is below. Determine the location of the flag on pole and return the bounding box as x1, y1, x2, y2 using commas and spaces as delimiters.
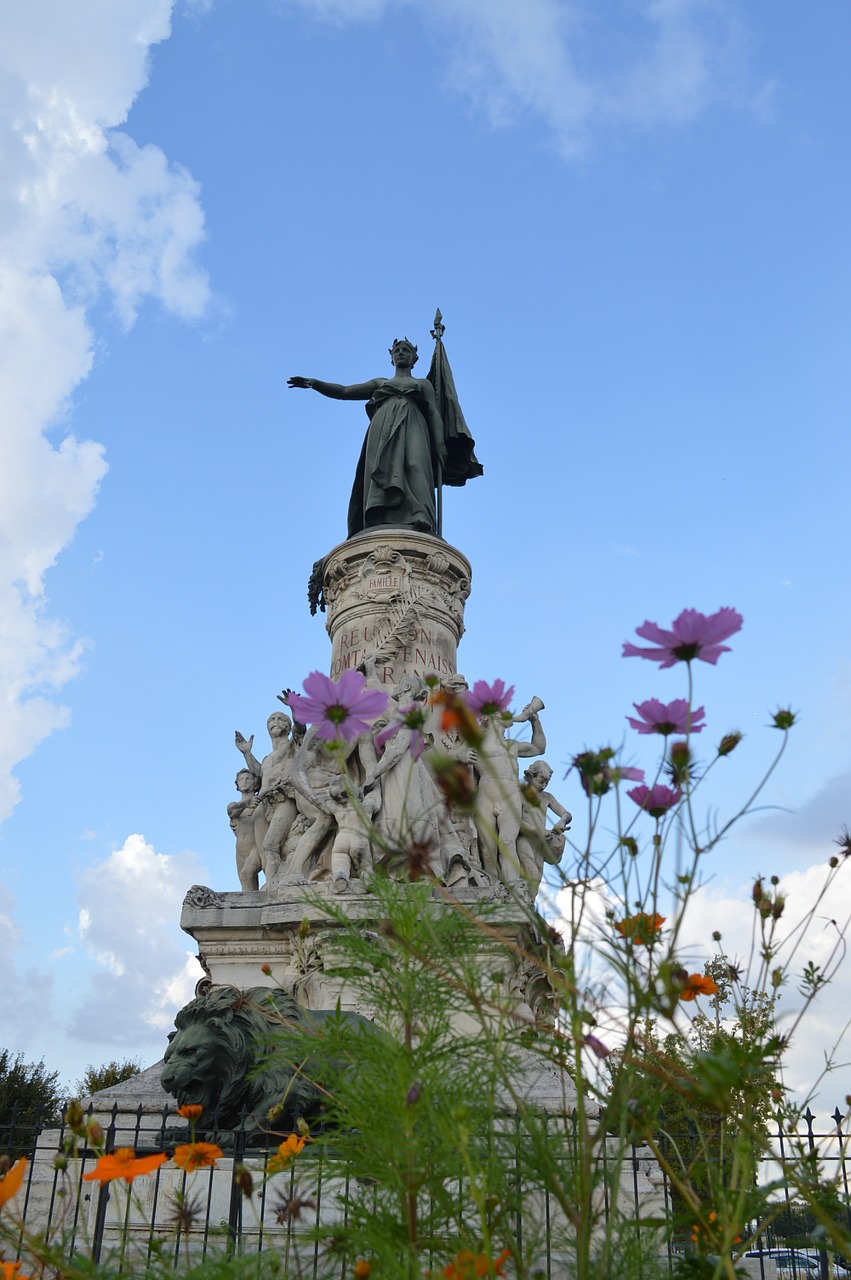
427, 309, 484, 488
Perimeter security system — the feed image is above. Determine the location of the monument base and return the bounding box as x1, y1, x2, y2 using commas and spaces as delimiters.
181, 880, 559, 1029
318, 529, 471, 689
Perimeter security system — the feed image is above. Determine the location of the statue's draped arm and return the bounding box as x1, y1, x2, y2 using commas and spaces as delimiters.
310, 379, 382, 402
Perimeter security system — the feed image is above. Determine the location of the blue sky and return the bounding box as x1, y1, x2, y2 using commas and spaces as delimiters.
0, 0, 849, 1101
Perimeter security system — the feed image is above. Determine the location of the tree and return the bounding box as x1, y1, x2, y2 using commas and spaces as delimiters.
0, 1049, 63, 1149
75, 1057, 142, 1097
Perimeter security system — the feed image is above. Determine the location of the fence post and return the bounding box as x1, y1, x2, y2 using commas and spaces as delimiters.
227, 1124, 247, 1256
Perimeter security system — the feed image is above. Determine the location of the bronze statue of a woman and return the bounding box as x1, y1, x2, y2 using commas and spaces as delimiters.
289, 327, 482, 540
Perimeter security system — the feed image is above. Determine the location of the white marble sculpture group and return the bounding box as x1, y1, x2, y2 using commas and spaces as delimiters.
229, 675, 571, 898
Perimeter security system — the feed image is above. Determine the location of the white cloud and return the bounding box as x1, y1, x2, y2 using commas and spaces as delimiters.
748, 772, 851, 855
0, 880, 56, 1045
0, 2, 209, 822
288, 0, 762, 157
71, 833, 207, 1046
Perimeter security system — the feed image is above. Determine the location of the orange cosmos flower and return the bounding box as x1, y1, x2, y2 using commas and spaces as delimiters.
82, 1148, 167, 1184
177, 1104, 204, 1121
678, 973, 719, 1002
442, 1247, 511, 1279
0, 1158, 27, 1210
172, 1143, 223, 1171
267, 1133, 306, 1175
614, 912, 665, 945
1, 1262, 30, 1280
429, 689, 482, 746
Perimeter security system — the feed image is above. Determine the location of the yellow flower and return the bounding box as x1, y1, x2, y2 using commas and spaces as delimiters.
0, 1159, 27, 1210
267, 1134, 306, 1175
172, 1143, 223, 1171
177, 1104, 204, 1121
82, 1149, 167, 1183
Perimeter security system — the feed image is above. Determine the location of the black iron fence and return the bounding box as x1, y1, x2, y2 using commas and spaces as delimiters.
2, 1103, 851, 1278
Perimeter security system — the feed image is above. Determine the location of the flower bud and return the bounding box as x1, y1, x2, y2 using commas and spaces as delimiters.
771, 708, 796, 730
353, 1262, 372, 1279
752, 878, 763, 905
298, 918, 310, 939
296, 1117, 310, 1137
570, 748, 614, 798
772, 896, 785, 920
583, 1034, 611, 1059
520, 783, 542, 807
53, 1154, 68, 1172
619, 837, 638, 858
234, 1165, 253, 1198
717, 731, 742, 757
65, 1100, 86, 1136
260, 963, 272, 976
712, 931, 721, 941
830, 856, 839, 868
86, 1120, 103, 1146
405, 1082, 422, 1107
667, 740, 692, 787
431, 758, 477, 810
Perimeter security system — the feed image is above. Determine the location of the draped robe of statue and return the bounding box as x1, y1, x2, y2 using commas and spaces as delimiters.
348, 382, 437, 537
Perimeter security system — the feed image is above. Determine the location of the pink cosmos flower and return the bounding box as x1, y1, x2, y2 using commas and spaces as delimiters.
467, 679, 515, 717
374, 702, 429, 761
627, 783, 682, 817
622, 608, 743, 668
285, 671, 388, 743
627, 698, 706, 736
613, 765, 645, 783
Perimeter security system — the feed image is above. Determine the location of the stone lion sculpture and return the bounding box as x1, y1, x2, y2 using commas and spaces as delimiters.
160, 984, 379, 1142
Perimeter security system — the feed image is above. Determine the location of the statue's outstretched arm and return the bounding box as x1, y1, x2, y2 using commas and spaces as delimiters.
235, 731, 263, 778
288, 377, 380, 401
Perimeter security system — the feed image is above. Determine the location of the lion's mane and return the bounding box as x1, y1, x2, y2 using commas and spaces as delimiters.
161, 985, 376, 1138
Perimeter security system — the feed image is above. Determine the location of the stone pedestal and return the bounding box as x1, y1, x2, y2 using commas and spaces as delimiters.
179, 879, 577, 1114
319, 530, 471, 688
180, 881, 555, 1021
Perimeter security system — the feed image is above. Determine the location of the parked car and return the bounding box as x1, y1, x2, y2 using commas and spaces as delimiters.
745, 1251, 820, 1278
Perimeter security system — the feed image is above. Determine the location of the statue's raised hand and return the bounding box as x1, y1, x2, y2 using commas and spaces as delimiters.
287, 377, 314, 390
235, 731, 254, 755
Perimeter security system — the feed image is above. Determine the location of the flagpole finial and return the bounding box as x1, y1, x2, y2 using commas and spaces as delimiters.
431, 308, 445, 342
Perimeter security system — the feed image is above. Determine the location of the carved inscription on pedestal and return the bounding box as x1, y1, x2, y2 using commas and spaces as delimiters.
323, 531, 472, 690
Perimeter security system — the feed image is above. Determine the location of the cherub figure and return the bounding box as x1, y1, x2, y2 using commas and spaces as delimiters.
516, 760, 572, 893
228, 768, 263, 891
235, 711, 299, 881
474, 697, 546, 884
